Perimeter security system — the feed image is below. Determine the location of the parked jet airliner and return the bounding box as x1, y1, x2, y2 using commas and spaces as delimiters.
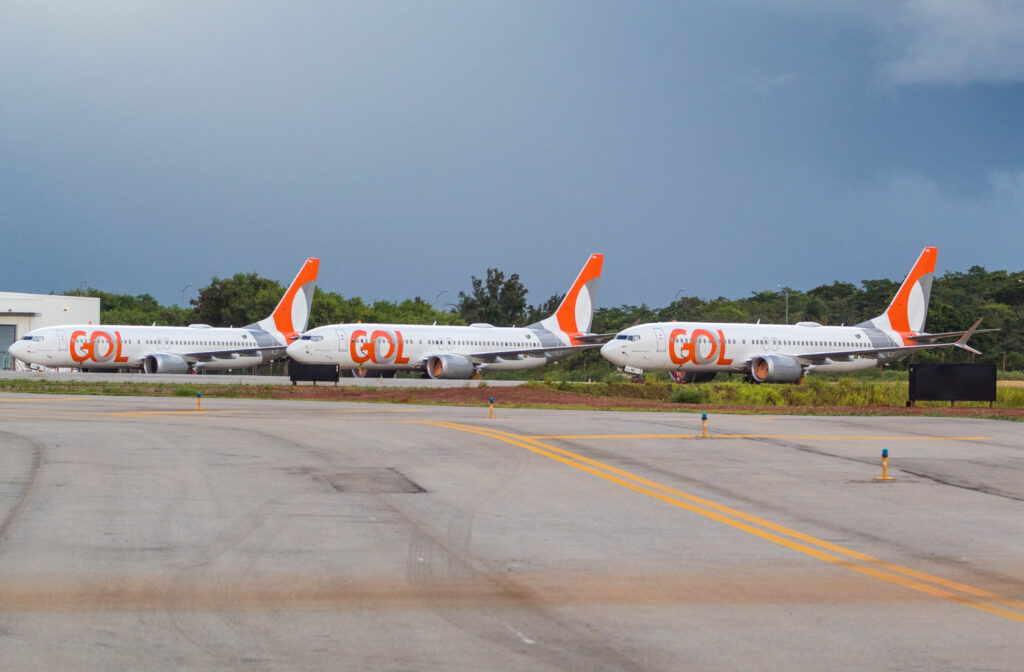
286, 254, 605, 378
601, 247, 986, 383
9, 258, 319, 373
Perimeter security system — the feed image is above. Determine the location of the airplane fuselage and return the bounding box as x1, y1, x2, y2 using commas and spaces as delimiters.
9, 324, 288, 372
288, 323, 575, 376
601, 321, 907, 377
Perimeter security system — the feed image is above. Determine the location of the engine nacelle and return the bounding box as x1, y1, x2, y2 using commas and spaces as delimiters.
425, 354, 476, 379
143, 354, 191, 374
749, 355, 804, 383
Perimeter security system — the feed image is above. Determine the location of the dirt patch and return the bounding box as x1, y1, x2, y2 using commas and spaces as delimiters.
277, 384, 683, 410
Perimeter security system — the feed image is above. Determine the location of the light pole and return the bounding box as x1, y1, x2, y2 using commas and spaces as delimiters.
181, 282, 193, 308
673, 288, 687, 319
777, 284, 789, 324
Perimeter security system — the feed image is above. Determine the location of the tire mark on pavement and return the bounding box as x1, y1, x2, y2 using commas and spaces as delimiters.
0, 431, 44, 550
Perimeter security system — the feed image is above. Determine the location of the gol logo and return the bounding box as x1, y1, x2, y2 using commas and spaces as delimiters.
668, 328, 733, 366
350, 329, 411, 365
70, 330, 129, 364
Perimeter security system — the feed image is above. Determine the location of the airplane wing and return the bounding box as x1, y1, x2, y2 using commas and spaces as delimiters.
454, 343, 605, 365
183, 345, 286, 363
786, 319, 984, 366
571, 333, 616, 344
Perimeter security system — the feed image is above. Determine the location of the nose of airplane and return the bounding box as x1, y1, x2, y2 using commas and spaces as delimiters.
600, 338, 624, 365
285, 340, 307, 361
8, 340, 26, 360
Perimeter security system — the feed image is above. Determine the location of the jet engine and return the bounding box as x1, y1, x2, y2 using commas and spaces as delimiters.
425, 354, 476, 379
749, 355, 804, 383
143, 354, 191, 374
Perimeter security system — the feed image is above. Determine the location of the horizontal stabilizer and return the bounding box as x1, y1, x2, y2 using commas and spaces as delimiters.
953, 318, 983, 356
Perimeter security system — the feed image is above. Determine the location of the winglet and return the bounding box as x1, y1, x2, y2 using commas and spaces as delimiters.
953, 318, 983, 356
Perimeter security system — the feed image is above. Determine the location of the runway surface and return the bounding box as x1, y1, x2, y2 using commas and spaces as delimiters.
1, 394, 1022, 671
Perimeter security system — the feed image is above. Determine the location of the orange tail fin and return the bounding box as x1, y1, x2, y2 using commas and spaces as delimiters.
252, 258, 320, 339
532, 253, 603, 342
858, 247, 936, 340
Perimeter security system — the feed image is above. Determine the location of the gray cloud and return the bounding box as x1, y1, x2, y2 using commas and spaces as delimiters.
881, 0, 1024, 84
1, 2, 1021, 310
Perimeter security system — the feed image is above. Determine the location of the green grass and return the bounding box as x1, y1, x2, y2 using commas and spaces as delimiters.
532, 377, 1024, 410
0, 378, 282, 400
2, 375, 1022, 416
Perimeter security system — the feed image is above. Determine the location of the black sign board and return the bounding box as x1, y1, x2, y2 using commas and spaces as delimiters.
288, 361, 339, 384
908, 364, 996, 403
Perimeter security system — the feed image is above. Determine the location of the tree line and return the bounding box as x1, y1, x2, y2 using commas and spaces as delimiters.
69, 264, 1024, 372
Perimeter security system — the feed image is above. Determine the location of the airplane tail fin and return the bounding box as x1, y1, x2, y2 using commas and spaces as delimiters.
857, 247, 936, 338
530, 253, 603, 343
250, 258, 320, 340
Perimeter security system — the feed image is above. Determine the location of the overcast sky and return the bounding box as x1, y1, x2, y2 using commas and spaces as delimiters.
2, 1, 1022, 311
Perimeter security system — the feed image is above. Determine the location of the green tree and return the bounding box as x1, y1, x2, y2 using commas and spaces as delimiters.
799, 296, 829, 323
527, 294, 564, 324
191, 273, 284, 327
456, 268, 529, 326
68, 288, 192, 326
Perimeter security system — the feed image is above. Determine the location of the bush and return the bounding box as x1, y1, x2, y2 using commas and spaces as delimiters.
672, 386, 708, 404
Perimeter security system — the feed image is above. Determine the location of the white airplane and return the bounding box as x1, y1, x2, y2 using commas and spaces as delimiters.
8, 258, 319, 374
286, 254, 605, 378
601, 247, 987, 383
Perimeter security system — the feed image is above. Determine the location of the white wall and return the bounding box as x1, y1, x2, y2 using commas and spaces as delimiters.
1, 291, 101, 344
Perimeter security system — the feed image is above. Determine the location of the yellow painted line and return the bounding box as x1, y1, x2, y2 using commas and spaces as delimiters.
107, 410, 252, 417
317, 409, 424, 414
0, 397, 87, 403
423, 420, 1024, 623
529, 434, 990, 441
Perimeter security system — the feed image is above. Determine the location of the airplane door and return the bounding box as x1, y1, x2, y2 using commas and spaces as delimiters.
334, 329, 345, 352
445, 337, 453, 351
653, 328, 667, 353
57, 331, 67, 353
771, 337, 779, 352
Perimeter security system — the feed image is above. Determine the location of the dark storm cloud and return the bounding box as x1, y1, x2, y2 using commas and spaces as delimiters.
1, 1, 1021, 310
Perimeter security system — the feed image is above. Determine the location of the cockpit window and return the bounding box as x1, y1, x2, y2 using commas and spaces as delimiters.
21, 335, 42, 342
613, 334, 640, 341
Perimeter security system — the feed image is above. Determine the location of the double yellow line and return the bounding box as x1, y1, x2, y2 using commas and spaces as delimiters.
528, 434, 989, 441
421, 420, 1024, 623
